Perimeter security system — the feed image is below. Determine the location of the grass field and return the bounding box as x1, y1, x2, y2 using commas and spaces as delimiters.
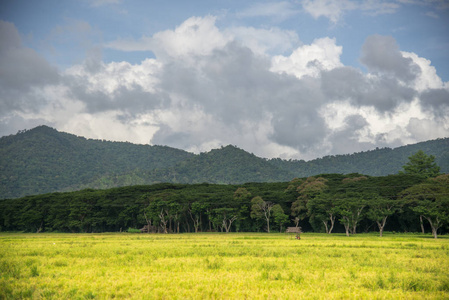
1, 232, 449, 299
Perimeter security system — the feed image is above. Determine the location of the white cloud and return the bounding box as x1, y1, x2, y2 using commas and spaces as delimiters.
65, 59, 161, 95
407, 117, 449, 141
107, 16, 232, 63
360, 35, 419, 83
271, 37, 343, 79
107, 17, 300, 58
318, 96, 447, 155
226, 26, 300, 56
61, 110, 159, 144
152, 16, 231, 60
401, 51, 444, 91
302, 0, 355, 23
2, 17, 448, 161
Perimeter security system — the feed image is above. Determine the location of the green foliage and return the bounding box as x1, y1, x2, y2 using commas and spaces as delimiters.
366, 196, 399, 237
400, 150, 441, 177
250, 196, 275, 232
270, 140, 449, 177
272, 204, 289, 232
335, 191, 368, 236
291, 176, 328, 221
1, 171, 443, 236
0, 126, 193, 199
400, 174, 449, 238
2, 126, 448, 199
144, 145, 294, 185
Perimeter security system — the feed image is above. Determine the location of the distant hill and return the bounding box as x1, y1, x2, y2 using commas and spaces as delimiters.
86, 145, 294, 188
269, 138, 449, 177
1, 126, 448, 198
0, 126, 193, 199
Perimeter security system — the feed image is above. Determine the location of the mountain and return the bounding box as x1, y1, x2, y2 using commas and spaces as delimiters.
1, 125, 448, 199
98, 145, 294, 186
269, 138, 449, 177
0, 126, 193, 199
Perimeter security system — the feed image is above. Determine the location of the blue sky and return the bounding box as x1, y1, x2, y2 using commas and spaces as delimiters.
1, 0, 448, 159
4, 1, 449, 76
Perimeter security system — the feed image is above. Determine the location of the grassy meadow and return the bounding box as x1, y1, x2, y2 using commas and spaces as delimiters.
1, 232, 449, 299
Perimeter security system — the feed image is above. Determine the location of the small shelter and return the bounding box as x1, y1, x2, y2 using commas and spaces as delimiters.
286, 227, 302, 239
139, 225, 158, 233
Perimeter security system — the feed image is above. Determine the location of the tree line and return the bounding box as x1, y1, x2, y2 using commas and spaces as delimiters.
1, 151, 447, 237
1, 174, 447, 237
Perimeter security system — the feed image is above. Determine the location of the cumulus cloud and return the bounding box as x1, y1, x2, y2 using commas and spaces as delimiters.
419, 88, 449, 118
407, 117, 449, 141
0, 21, 59, 91
321, 66, 417, 112
271, 37, 343, 78
64, 58, 164, 113
360, 35, 420, 82
302, 0, 356, 23
226, 26, 300, 56
0, 21, 59, 115
401, 51, 444, 91
326, 114, 375, 154
107, 16, 300, 58
1, 17, 448, 160
107, 16, 232, 62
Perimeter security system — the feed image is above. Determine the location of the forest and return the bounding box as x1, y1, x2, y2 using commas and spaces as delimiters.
1, 125, 448, 199
1, 171, 447, 238
1, 128, 448, 237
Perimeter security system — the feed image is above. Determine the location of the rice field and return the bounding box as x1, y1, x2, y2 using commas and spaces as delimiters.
1, 232, 448, 299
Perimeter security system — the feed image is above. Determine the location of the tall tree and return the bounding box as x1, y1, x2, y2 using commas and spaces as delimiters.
366, 196, 399, 237
251, 196, 275, 233
400, 174, 449, 238
272, 204, 289, 232
188, 201, 207, 233
210, 207, 239, 233
400, 150, 441, 178
307, 194, 337, 234
336, 192, 367, 236
291, 177, 328, 230
144, 192, 179, 233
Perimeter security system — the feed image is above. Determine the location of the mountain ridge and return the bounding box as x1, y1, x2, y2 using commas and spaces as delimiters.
1, 125, 448, 199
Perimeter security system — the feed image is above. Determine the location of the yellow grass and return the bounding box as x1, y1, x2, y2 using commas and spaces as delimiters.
1, 232, 448, 299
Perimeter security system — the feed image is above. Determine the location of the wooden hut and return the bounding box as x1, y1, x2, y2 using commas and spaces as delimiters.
286, 227, 302, 239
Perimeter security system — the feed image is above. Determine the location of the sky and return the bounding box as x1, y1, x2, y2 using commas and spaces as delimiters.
0, 0, 448, 160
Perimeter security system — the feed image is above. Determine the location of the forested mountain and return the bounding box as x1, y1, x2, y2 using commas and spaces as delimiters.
269, 138, 449, 177
1, 126, 448, 199
86, 145, 294, 188
0, 126, 193, 199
